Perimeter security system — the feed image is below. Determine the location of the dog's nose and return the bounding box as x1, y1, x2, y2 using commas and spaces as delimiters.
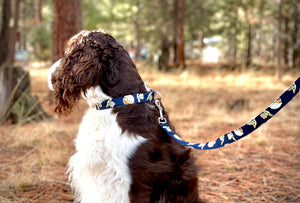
48, 58, 62, 91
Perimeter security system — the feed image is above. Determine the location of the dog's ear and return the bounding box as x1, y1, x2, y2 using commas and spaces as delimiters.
73, 53, 103, 90
52, 47, 102, 116
52, 31, 122, 115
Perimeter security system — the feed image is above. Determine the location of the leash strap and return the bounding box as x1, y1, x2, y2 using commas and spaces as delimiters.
156, 77, 300, 150
95, 77, 299, 150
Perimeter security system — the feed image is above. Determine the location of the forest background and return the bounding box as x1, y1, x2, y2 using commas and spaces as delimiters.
0, 0, 299, 202
0, 0, 299, 72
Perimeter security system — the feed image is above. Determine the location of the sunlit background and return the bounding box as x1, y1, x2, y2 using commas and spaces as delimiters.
0, 0, 299, 202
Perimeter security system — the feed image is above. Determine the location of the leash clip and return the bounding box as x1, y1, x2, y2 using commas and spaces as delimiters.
155, 99, 166, 123
154, 91, 161, 100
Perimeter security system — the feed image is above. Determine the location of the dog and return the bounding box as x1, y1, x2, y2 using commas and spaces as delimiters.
48, 29, 200, 203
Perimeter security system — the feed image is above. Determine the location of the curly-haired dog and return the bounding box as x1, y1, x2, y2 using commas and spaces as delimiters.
48, 29, 200, 203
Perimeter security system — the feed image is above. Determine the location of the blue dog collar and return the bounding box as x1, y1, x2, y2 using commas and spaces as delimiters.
95, 91, 157, 110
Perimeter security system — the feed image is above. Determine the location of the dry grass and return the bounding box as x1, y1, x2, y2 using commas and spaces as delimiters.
0, 61, 299, 202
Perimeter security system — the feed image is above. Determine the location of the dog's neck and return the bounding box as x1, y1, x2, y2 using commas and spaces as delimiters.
82, 86, 112, 108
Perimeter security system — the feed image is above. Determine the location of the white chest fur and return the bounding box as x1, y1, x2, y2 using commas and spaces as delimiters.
68, 87, 146, 203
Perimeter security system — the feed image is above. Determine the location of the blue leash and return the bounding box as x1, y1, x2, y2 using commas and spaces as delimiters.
95, 77, 300, 150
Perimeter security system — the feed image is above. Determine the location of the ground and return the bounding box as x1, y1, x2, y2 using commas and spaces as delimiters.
0, 61, 299, 202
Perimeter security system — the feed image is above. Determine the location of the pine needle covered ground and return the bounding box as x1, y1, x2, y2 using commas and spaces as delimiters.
0, 62, 299, 202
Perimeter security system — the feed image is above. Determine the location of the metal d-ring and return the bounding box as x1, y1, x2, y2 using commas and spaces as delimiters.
155, 99, 166, 123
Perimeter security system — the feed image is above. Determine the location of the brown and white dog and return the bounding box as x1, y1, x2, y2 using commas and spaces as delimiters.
48, 29, 200, 203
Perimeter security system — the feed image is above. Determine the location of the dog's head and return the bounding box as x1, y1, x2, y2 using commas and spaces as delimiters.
49, 29, 145, 116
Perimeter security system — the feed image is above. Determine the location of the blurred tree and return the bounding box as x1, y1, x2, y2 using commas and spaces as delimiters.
184, 0, 216, 64
141, 0, 173, 69
185, 0, 206, 39
0, 0, 11, 66
291, 0, 299, 69
0, 0, 50, 125
173, 0, 185, 69
19, 0, 53, 60
217, 1, 245, 68
276, 0, 282, 80
283, 9, 289, 66
8, 0, 21, 65
0, 0, 295, 72
156, 0, 172, 70
30, 24, 52, 60
132, 0, 143, 60
245, 0, 256, 68
38, 0, 43, 22
52, 0, 82, 62
158, 35, 170, 71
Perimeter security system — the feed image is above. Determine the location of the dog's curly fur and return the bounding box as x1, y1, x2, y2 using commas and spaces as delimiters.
51, 31, 116, 115
49, 29, 201, 203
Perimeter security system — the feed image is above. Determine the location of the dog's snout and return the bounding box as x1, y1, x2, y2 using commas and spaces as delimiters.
48, 58, 62, 91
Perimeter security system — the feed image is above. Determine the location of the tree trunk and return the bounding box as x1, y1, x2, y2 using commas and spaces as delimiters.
0, 0, 11, 66
133, 1, 142, 61
158, 35, 170, 71
0, 66, 51, 125
52, 0, 82, 62
198, 31, 203, 63
20, 1, 27, 50
292, 0, 299, 69
157, 0, 170, 70
8, 0, 21, 65
257, 0, 265, 65
246, 22, 252, 67
173, 0, 178, 65
133, 20, 142, 61
38, 0, 43, 22
283, 13, 289, 66
232, 11, 238, 69
173, 0, 185, 69
276, 0, 282, 80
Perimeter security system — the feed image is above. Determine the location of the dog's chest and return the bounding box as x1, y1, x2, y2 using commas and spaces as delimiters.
68, 109, 146, 203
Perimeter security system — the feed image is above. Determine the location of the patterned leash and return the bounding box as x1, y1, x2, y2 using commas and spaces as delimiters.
95, 77, 300, 150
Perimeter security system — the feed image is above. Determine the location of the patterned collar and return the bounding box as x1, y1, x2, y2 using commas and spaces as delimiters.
95, 91, 157, 110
